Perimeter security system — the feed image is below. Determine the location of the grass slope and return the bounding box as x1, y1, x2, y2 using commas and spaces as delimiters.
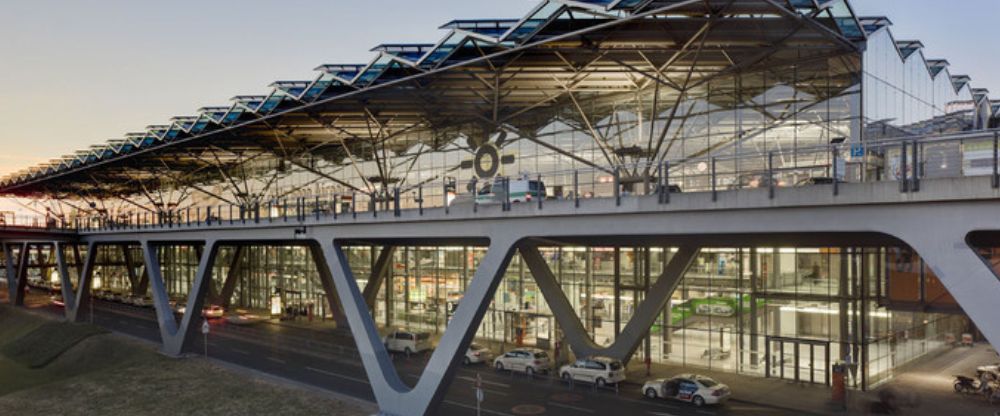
0, 306, 367, 415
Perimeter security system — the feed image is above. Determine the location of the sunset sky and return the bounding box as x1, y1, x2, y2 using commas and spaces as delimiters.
1, 0, 997, 177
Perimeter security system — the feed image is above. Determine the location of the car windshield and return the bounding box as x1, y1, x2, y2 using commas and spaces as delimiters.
608, 361, 623, 370
533, 351, 548, 359
697, 377, 718, 387
416, 333, 430, 340
470, 343, 482, 350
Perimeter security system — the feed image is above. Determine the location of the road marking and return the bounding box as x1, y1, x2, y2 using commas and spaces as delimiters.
546, 401, 595, 414
266, 357, 286, 365
305, 366, 369, 384
479, 387, 509, 397
443, 400, 515, 416
458, 375, 511, 389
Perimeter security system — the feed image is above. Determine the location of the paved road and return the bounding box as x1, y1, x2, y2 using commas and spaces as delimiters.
25, 293, 792, 416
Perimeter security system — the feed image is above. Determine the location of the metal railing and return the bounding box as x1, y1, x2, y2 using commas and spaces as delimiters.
15, 129, 1000, 233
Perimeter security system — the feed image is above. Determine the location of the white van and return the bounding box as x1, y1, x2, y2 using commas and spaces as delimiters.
476, 176, 545, 205
383, 329, 432, 355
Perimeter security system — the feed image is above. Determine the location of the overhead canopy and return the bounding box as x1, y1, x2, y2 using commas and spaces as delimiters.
1, 0, 868, 201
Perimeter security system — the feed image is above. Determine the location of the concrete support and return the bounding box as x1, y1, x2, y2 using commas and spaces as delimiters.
13, 243, 29, 306
3, 243, 16, 304
521, 243, 699, 362
363, 246, 397, 310
313, 237, 516, 416
57, 242, 96, 322
902, 230, 1000, 349
218, 246, 244, 308
121, 244, 141, 296
142, 240, 219, 356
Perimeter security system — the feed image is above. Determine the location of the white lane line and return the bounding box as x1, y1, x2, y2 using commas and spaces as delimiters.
478, 387, 509, 397
547, 401, 595, 414
305, 366, 369, 384
458, 375, 511, 389
443, 400, 515, 416
266, 357, 286, 364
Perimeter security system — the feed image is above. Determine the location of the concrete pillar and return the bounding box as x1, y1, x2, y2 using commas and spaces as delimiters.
3, 243, 15, 304
522, 243, 699, 362
13, 243, 29, 306
902, 229, 1000, 350
312, 238, 516, 416
362, 246, 397, 311
142, 240, 219, 357
64, 242, 96, 323
218, 246, 245, 309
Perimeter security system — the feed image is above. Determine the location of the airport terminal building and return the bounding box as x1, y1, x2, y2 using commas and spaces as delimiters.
1, 1, 998, 411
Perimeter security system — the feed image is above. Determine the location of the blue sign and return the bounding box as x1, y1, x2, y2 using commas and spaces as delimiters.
850, 143, 864, 158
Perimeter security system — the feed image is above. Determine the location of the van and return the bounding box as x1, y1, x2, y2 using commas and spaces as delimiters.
383, 329, 433, 355
476, 176, 545, 205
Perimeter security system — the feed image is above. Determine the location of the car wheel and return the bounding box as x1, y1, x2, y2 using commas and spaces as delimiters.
953, 381, 963, 393
463, 356, 471, 365
693, 396, 705, 407
495, 362, 505, 372
596, 377, 606, 388
404, 347, 413, 356
562, 372, 572, 381
645, 388, 658, 399
526, 367, 535, 377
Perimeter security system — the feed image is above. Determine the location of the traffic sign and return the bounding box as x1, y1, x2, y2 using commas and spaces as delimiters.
201, 320, 210, 335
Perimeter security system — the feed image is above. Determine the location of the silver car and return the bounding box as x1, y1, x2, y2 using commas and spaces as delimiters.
493, 348, 551, 376
464, 343, 493, 365
559, 356, 626, 387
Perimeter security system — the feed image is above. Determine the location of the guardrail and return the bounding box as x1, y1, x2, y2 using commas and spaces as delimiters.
16, 129, 1000, 233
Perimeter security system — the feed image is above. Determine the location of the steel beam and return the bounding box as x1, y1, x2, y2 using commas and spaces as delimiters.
521, 243, 698, 362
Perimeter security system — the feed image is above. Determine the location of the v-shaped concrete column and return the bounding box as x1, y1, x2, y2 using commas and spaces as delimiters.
3, 243, 17, 304
12, 243, 30, 306
521, 244, 699, 362
313, 238, 516, 416
54, 242, 97, 322
362, 246, 397, 309
141, 240, 219, 357
901, 228, 1000, 349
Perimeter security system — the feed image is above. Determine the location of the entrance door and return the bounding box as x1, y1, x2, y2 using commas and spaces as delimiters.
765, 337, 830, 385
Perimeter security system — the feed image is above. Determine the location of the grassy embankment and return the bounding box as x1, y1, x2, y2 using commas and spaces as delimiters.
0, 306, 368, 415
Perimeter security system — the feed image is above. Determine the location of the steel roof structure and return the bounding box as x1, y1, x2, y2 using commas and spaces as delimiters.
0, 0, 991, 209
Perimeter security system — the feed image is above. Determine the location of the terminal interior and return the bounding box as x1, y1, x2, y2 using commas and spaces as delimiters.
7, 241, 976, 390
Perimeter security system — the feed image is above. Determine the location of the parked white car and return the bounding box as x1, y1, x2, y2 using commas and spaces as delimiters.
642, 374, 731, 407
464, 343, 493, 365
559, 356, 626, 387
382, 329, 432, 355
493, 347, 551, 376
